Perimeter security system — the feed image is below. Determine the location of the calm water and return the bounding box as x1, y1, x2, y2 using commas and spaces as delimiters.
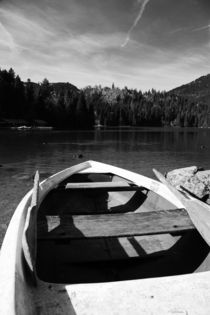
0, 127, 210, 244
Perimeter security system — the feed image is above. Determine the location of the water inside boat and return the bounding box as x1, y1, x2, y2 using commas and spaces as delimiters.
36, 173, 210, 284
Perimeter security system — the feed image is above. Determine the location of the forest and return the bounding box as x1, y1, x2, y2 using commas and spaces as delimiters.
0, 68, 209, 129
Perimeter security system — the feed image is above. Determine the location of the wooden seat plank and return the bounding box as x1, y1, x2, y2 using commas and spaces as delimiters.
66, 182, 130, 188
63, 181, 141, 191
37, 208, 195, 240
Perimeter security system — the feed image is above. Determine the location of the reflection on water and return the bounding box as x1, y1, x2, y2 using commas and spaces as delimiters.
0, 127, 210, 243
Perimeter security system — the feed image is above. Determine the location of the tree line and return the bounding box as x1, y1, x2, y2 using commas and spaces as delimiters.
0, 68, 94, 129
0, 68, 209, 129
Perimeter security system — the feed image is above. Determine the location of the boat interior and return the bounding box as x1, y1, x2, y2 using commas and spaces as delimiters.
36, 172, 210, 284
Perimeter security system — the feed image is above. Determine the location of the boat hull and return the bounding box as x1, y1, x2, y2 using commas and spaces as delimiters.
0, 161, 210, 314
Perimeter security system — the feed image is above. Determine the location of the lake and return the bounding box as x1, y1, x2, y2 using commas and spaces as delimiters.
0, 127, 210, 244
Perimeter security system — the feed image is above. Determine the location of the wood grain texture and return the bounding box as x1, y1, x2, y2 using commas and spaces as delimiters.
37, 208, 195, 240
65, 181, 132, 189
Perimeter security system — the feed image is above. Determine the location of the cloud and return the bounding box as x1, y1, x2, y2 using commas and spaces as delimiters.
0, 0, 210, 91
121, 0, 150, 47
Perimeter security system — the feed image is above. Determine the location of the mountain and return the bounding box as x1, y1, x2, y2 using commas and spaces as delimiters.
169, 74, 210, 104
50, 82, 79, 94
26, 81, 80, 97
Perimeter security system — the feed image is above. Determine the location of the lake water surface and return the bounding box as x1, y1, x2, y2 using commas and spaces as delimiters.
0, 127, 210, 244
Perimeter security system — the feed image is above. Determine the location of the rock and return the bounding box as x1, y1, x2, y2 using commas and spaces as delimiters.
166, 166, 198, 187
72, 153, 84, 159
166, 166, 210, 203
196, 170, 210, 185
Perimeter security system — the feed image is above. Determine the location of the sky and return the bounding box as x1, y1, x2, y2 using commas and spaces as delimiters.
0, 0, 210, 91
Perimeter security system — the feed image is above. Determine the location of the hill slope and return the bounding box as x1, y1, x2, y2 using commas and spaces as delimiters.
169, 74, 210, 104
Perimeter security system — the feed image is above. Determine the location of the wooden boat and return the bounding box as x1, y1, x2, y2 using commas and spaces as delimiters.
0, 160, 210, 314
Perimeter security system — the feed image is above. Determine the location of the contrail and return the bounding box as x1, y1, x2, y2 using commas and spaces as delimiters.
0, 20, 17, 51
192, 24, 210, 32
121, 0, 150, 47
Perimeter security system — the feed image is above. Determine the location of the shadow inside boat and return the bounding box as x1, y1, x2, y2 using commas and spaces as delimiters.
37, 187, 147, 215
37, 212, 210, 284
36, 173, 209, 284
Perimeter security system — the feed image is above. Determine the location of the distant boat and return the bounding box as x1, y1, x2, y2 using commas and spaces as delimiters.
0, 161, 210, 314
11, 126, 53, 131
11, 125, 31, 130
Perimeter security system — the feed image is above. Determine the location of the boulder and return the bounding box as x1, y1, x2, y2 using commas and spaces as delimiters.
166, 166, 210, 203
166, 166, 198, 187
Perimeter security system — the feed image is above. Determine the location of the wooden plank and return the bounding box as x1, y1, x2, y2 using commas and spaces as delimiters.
65, 182, 130, 188
37, 208, 195, 240
64, 181, 140, 191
